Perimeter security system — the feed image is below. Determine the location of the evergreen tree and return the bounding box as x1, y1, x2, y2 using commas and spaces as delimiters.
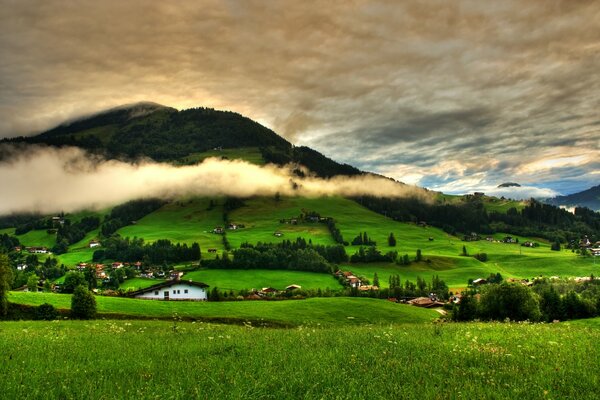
388, 233, 396, 247
415, 249, 422, 262
373, 272, 380, 287
462, 245, 468, 256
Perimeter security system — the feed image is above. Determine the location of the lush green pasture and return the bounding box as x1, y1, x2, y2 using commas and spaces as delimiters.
12, 229, 56, 248
8, 292, 437, 326
183, 269, 342, 291
0, 320, 597, 399
117, 198, 225, 252
119, 277, 166, 291
226, 197, 337, 247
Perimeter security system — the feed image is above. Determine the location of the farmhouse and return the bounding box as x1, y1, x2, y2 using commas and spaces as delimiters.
26, 247, 48, 254
89, 240, 101, 248
213, 226, 224, 234
128, 280, 209, 301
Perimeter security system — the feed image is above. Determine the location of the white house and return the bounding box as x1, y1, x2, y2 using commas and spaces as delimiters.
128, 280, 209, 301
89, 240, 101, 248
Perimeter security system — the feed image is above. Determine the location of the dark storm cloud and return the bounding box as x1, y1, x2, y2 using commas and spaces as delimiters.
0, 0, 598, 194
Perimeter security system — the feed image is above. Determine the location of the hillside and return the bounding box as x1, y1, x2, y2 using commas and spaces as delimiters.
5, 102, 360, 178
547, 184, 600, 211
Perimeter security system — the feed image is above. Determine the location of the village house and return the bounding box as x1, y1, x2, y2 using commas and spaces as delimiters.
259, 287, 278, 295
112, 262, 124, 269
502, 236, 516, 243
274, 231, 283, 237
285, 284, 302, 291
89, 240, 101, 248
170, 271, 184, 280
472, 278, 487, 285
77, 262, 88, 271
127, 280, 209, 301
212, 226, 224, 234
408, 297, 444, 308
26, 247, 48, 254
590, 248, 600, 256
358, 285, 379, 292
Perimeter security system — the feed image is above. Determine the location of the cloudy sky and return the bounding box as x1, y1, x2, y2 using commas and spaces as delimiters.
1, 0, 598, 196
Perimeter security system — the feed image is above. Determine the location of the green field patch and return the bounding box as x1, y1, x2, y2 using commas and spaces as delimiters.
8, 292, 437, 326
183, 269, 342, 291
226, 197, 337, 247
117, 198, 224, 253
15, 229, 56, 248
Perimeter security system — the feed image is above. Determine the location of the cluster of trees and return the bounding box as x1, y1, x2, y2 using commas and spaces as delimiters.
53, 216, 101, 254
454, 278, 600, 322
385, 274, 449, 300
11, 256, 66, 289
202, 238, 348, 273
100, 199, 166, 237
357, 196, 600, 245
325, 219, 345, 245
93, 236, 200, 265
0, 234, 19, 253
350, 246, 396, 263
351, 232, 376, 246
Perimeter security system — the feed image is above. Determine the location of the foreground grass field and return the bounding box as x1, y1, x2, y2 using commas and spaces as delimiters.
8, 292, 437, 326
0, 319, 597, 399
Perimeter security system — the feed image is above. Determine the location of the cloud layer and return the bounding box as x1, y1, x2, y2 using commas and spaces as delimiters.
0, 0, 598, 194
0, 146, 429, 214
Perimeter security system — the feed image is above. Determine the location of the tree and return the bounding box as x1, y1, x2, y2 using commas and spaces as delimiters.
478, 283, 541, 321
373, 272, 380, 288
551, 241, 561, 251
0, 253, 14, 316
70, 285, 96, 319
415, 249, 422, 262
62, 271, 87, 293
27, 274, 39, 292
462, 245, 468, 256
387, 233, 396, 247
453, 291, 478, 321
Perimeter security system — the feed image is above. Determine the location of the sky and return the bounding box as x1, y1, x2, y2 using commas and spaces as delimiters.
0, 0, 598, 197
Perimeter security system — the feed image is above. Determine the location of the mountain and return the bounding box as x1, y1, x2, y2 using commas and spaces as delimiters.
5, 103, 360, 178
547, 185, 600, 211
497, 182, 521, 188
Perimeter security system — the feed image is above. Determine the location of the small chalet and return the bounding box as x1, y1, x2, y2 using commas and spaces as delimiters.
347, 276, 362, 288
274, 231, 283, 237
591, 248, 600, 256
89, 240, 101, 248
128, 280, 210, 301
358, 285, 379, 291
26, 247, 48, 254
502, 236, 516, 243
77, 262, 88, 271
213, 227, 224, 234
472, 278, 487, 285
260, 287, 278, 294
228, 223, 238, 230
112, 262, 124, 269
285, 284, 302, 291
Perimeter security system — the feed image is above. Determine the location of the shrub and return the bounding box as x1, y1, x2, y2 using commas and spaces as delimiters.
36, 303, 58, 320
71, 285, 97, 319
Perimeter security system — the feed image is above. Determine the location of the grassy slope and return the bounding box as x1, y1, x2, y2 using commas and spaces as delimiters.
183, 269, 342, 291
226, 197, 337, 248
0, 320, 598, 399
117, 198, 225, 252
8, 292, 437, 326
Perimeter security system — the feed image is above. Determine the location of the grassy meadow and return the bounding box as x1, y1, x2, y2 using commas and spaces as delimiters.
0, 319, 597, 399
4, 195, 597, 292
8, 292, 437, 326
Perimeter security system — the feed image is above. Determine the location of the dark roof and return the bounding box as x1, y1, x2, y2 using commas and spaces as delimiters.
126, 280, 209, 297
